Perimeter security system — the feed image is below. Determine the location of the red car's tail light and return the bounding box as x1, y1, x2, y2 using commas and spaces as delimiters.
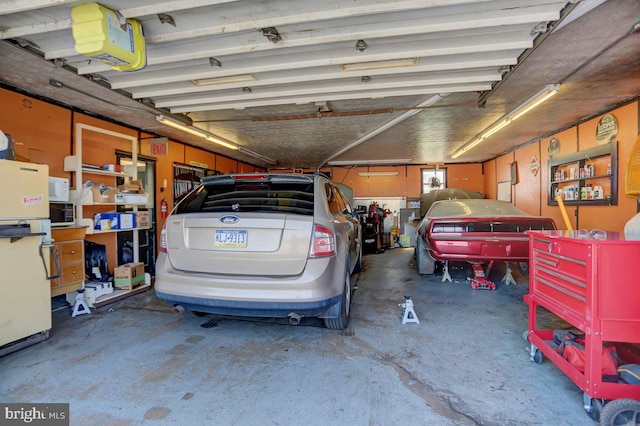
159, 223, 167, 253
310, 224, 335, 257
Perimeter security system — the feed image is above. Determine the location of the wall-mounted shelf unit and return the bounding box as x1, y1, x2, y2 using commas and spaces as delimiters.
64, 123, 150, 303
548, 142, 617, 206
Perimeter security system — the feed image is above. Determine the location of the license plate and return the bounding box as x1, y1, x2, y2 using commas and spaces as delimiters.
214, 229, 247, 247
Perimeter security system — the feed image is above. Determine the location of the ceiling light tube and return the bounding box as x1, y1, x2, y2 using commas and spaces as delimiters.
205, 135, 239, 150
510, 84, 560, 121
157, 115, 277, 164
480, 118, 511, 139
157, 115, 206, 137
158, 114, 240, 149
450, 84, 560, 159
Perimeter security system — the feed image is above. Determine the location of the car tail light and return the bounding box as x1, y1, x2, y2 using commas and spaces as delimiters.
159, 223, 167, 253
232, 174, 268, 180
310, 224, 335, 257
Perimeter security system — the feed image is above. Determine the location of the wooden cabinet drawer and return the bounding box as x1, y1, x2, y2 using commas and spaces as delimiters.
57, 241, 83, 262
59, 260, 83, 285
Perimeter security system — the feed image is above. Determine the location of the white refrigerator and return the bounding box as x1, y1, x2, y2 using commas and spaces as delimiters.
0, 160, 53, 349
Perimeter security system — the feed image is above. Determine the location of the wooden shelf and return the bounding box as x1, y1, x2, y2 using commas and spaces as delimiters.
81, 167, 133, 178
548, 142, 617, 206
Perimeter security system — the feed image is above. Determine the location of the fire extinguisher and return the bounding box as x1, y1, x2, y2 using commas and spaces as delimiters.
161, 198, 168, 218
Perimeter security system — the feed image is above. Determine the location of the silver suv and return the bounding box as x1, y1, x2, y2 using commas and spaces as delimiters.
155, 173, 362, 329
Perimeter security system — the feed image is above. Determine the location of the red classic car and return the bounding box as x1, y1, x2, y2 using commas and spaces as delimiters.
415, 199, 556, 275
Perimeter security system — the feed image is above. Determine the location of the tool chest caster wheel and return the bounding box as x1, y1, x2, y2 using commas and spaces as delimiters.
532, 349, 544, 364
528, 344, 544, 363
583, 393, 604, 421
599, 398, 640, 425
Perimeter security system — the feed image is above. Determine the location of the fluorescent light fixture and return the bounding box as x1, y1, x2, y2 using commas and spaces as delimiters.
191, 74, 257, 87
451, 84, 560, 159
205, 135, 239, 150
510, 85, 560, 121
156, 114, 276, 164
327, 159, 411, 166
340, 58, 418, 72
359, 171, 400, 176
480, 118, 512, 139
321, 94, 445, 167
157, 115, 208, 138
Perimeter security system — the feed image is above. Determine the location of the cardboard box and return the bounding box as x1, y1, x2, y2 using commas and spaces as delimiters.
94, 212, 118, 231
118, 180, 143, 193
114, 192, 148, 204
114, 262, 145, 290
117, 212, 136, 229
91, 186, 118, 203
136, 210, 150, 229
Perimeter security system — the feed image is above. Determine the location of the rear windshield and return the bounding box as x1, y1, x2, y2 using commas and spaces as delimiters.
175, 175, 315, 215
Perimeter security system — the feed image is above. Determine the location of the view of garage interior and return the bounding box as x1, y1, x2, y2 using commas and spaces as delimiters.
1, 0, 640, 424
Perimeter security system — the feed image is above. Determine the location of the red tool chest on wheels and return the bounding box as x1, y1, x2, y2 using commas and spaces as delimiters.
524, 230, 640, 425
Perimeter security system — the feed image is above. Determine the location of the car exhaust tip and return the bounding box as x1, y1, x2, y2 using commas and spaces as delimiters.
172, 305, 187, 315
288, 313, 302, 325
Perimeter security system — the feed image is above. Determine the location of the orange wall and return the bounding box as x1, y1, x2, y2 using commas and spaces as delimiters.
483, 159, 497, 200
330, 163, 484, 199
0, 90, 72, 174
485, 101, 638, 233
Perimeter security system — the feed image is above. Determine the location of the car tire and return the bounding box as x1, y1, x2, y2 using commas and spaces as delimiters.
416, 236, 435, 275
324, 269, 351, 330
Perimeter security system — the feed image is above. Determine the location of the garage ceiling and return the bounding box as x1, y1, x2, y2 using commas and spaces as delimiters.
0, 0, 638, 169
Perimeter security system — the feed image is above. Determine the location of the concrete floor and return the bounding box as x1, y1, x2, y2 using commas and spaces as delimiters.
1, 248, 593, 425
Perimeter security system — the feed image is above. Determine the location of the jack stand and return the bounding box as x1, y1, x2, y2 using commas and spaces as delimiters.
501, 262, 517, 285
399, 296, 420, 324
72, 291, 91, 317
468, 262, 496, 290
441, 261, 452, 283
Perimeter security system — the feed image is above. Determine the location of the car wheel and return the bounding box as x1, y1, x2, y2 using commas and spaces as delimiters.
416, 237, 435, 275
324, 269, 351, 330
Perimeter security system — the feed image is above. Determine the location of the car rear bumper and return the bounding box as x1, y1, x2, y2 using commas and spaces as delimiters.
155, 290, 341, 317
426, 235, 531, 262
154, 253, 345, 318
